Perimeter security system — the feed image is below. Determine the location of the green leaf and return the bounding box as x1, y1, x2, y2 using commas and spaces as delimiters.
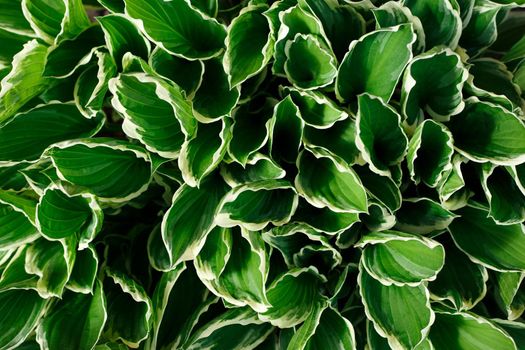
194, 226, 232, 281
109, 72, 197, 158
429, 311, 516, 350
494, 319, 525, 349
267, 96, 304, 164
185, 307, 274, 350
0, 40, 50, 123
0, 200, 38, 251
357, 231, 445, 286
429, 238, 488, 311
406, 119, 454, 188
504, 34, 525, 62
295, 150, 368, 214
284, 33, 336, 90
354, 165, 402, 212
293, 201, 360, 235
447, 98, 525, 165
47, 139, 152, 202
480, 164, 525, 225
288, 302, 357, 350
401, 48, 468, 127
36, 280, 106, 350
0, 28, 32, 69
104, 268, 152, 348
284, 87, 349, 129
179, 118, 231, 187
0, 0, 34, 37
0, 289, 47, 350
43, 25, 105, 79
217, 179, 298, 231
448, 204, 525, 272
336, 24, 415, 103
494, 271, 525, 320
149, 47, 204, 97
0, 246, 39, 291
259, 267, 326, 328
438, 155, 472, 211
403, 0, 462, 49
124, 0, 226, 60
36, 187, 103, 242
67, 245, 98, 293
460, 2, 502, 57
224, 3, 273, 87
356, 93, 408, 177
161, 175, 228, 267
395, 198, 456, 235
220, 153, 286, 187
98, 14, 150, 67
228, 97, 274, 165
74, 49, 117, 118
192, 58, 240, 122
359, 265, 433, 349
22, 0, 90, 44
0, 102, 104, 164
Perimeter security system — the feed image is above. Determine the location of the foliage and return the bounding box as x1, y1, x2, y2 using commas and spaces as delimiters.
0, 0, 525, 349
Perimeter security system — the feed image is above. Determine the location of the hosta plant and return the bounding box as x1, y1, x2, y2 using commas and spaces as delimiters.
1, 0, 525, 349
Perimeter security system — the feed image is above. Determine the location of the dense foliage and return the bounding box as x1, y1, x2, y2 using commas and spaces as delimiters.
0, 0, 525, 349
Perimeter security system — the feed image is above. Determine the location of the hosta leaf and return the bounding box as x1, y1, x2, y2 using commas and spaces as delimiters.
0, 102, 104, 164
179, 118, 231, 187
0, 289, 47, 350
22, 0, 90, 44
47, 139, 152, 202
67, 245, 98, 293
185, 307, 273, 350
263, 223, 340, 268
494, 320, 525, 350
401, 48, 468, 127
124, 0, 226, 60
224, 3, 273, 87
428, 311, 516, 350
359, 266, 433, 349
395, 198, 456, 235
0, 0, 34, 36
36, 280, 106, 350
298, 0, 366, 61
356, 93, 408, 177
104, 269, 152, 348
259, 267, 326, 328
354, 166, 402, 212
0, 40, 49, 123
459, 2, 501, 57
284, 33, 336, 90
149, 47, 204, 97
469, 58, 523, 111
203, 229, 270, 312
480, 164, 525, 225
302, 119, 359, 166
272, 4, 325, 76
228, 96, 274, 165
25, 238, 75, 298
0, 28, 32, 69
406, 119, 454, 188
357, 231, 445, 286
220, 153, 285, 187
109, 72, 197, 158
0, 201, 38, 251
162, 175, 228, 267
504, 34, 525, 62
372, 1, 426, 53
494, 271, 525, 320
448, 204, 525, 272
216, 179, 298, 231
0, 246, 38, 291
293, 201, 359, 235
267, 95, 304, 164
43, 25, 105, 79
288, 302, 357, 350
0, 190, 37, 223
36, 187, 102, 242
446, 98, 525, 165
403, 0, 462, 49
284, 87, 348, 129
295, 150, 368, 214
336, 24, 415, 103
429, 238, 488, 311
192, 58, 240, 122
361, 202, 397, 233
75, 50, 117, 118
149, 265, 212, 349
98, 14, 150, 67
438, 155, 471, 210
